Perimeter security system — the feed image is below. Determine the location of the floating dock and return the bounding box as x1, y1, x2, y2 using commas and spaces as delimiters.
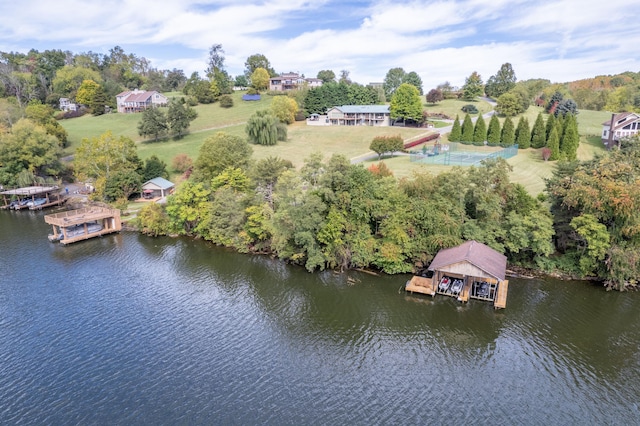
405, 276, 437, 296
1, 185, 66, 210
44, 207, 121, 244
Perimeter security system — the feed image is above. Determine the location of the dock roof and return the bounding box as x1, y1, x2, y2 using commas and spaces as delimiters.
428, 240, 507, 281
1, 185, 59, 196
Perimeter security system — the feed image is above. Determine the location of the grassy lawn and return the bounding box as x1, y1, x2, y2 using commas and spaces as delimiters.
424, 98, 493, 118
60, 91, 610, 196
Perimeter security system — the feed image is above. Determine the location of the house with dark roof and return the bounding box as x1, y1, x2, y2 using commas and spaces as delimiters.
406, 240, 509, 308
602, 112, 640, 148
324, 105, 391, 126
116, 89, 168, 113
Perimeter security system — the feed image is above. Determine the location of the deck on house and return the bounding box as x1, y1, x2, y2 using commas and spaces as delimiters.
44, 207, 122, 245
493, 280, 509, 309
405, 276, 437, 296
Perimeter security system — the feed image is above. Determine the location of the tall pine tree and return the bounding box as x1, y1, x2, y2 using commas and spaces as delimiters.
461, 113, 474, 143
449, 115, 461, 142
531, 112, 546, 148
561, 113, 579, 160
515, 116, 531, 149
547, 127, 560, 160
473, 114, 487, 146
487, 114, 501, 146
545, 113, 556, 141
501, 116, 515, 146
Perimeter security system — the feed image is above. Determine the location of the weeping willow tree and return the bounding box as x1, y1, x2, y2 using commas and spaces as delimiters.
245, 110, 278, 145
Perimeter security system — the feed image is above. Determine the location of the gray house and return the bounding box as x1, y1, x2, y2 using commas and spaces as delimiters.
141, 177, 175, 200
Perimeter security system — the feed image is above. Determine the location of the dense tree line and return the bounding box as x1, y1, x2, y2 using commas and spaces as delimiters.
304, 81, 382, 115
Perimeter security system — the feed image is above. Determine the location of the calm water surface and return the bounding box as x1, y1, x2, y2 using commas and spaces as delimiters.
1, 209, 639, 425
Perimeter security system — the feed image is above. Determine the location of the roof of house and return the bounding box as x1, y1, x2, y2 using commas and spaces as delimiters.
329, 105, 390, 114
428, 240, 507, 281
142, 177, 174, 190
117, 90, 166, 103
602, 112, 640, 129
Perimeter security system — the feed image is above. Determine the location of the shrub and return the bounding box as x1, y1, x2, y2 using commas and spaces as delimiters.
247, 87, 259, 95
219, 95, 233, 108
186, 96, 199, 106
541, 147, 551, 161
461, 104, 478, 114
171, 153, 193, 173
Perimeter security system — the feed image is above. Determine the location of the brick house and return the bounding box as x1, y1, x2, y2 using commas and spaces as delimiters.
116, 89, 168, 113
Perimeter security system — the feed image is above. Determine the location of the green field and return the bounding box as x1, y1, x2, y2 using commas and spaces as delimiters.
60, 93, 610, 195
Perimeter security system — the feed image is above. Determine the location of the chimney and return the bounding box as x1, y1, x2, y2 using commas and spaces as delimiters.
607, 113, 616, 149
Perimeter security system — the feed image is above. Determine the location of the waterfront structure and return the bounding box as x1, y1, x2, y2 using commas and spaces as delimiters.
405, 240, 509, 309
45, 207, 122, 245
0, 185, 66, 210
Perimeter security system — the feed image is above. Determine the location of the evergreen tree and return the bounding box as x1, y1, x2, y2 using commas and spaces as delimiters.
143, 155, 169, 181
461, 113, 474, 143
561, 113, 579, 161
501, 116, 515, 146
547, 127, 560, 160
167, 98, 197, 138
555, 114, 565, 151
515, 117, 531, 149
545, 113, 556, 141
449, 115, 461, 141
531, 112, 546, 148
487, 114, 501, 146
472, 114, 487, 145
137, 107, 167, 142
462, 71, 484, 101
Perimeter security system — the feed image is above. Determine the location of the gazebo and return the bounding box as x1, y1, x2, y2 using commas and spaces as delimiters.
141, 177, 174, 200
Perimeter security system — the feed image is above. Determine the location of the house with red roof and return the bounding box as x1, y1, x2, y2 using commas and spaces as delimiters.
116, 89, 168, 113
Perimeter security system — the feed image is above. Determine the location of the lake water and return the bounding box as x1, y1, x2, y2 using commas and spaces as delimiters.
1, 209, 639, 424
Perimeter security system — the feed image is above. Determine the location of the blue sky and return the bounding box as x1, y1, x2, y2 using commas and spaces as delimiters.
1, 0, 639, 89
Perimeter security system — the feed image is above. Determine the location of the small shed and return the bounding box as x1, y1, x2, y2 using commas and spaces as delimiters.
141, 177, 175, 199
428, 240, 509, 308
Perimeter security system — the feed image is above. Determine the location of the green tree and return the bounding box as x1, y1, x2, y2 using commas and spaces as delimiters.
104, 169, 142, 201
473, 114, 487, 145
25, 101, 68, 147
460, 113, 474, 143
561, 113, 579, 161
487, 114, 501, 146
317, 70, 336, 83
501, 116, 515, 146
52, 65, 102, 97
165, 181, 212, 236
136, 203, 170, 236
270, 96, 298, 124
167, 98, 197, 138
495, 92, 523, 116
75, 79, 100, 107
244, 53, 276, 77
205, 44, 232, 94
383, 67, 406, 99
246, 110, 278, 146
193, 132, 253, 182
404, 71, 423, 95
570, 214, 611, 276
389, 83, 423, 124
462, 71, 483, 101
545, 112, 556, 140
531, 112, 546, 148
88, 84, 108, 115
484, 63, 517, 98
449, 115, 461, 141
250, 67, 270, 91
370, 135, 404, 160
547, 127, 560, 160
137, 107, 167, 141
0, 119, 62, 185
74, 131, 142, 199
515, 117, 531, 149
142, 155, 169, 181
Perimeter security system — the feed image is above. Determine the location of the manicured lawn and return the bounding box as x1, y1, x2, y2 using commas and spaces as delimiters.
424, 98, 493, 119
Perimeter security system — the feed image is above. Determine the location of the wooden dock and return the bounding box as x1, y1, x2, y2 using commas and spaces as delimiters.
405, 276, 437, 296
493, 280, 509, 309
1, 185, 65, 210
44, 207, 121, 244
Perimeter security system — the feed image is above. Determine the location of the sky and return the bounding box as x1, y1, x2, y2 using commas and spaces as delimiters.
1, 0, 639, 90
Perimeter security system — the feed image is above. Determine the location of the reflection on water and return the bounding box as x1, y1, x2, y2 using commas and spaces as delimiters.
1, 210, 639, 424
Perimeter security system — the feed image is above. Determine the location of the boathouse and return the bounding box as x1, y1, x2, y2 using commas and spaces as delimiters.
0, 185, 66, 210
44, 207, 122, 245
406, 240, 509, 309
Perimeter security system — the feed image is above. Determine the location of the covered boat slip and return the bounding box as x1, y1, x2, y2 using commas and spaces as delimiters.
0, 185, 66, 210
405, 240, 509, 309
44, 207, 121, 244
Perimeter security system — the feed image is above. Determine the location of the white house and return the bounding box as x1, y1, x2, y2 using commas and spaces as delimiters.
324, 105, 391, 126
59, 98, 77, 112
269, 73, 323, 91
116, 89, 168, 113
602, 112, 640, 148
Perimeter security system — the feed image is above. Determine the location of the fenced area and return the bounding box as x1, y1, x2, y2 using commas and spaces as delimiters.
409, 142, 519, 166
